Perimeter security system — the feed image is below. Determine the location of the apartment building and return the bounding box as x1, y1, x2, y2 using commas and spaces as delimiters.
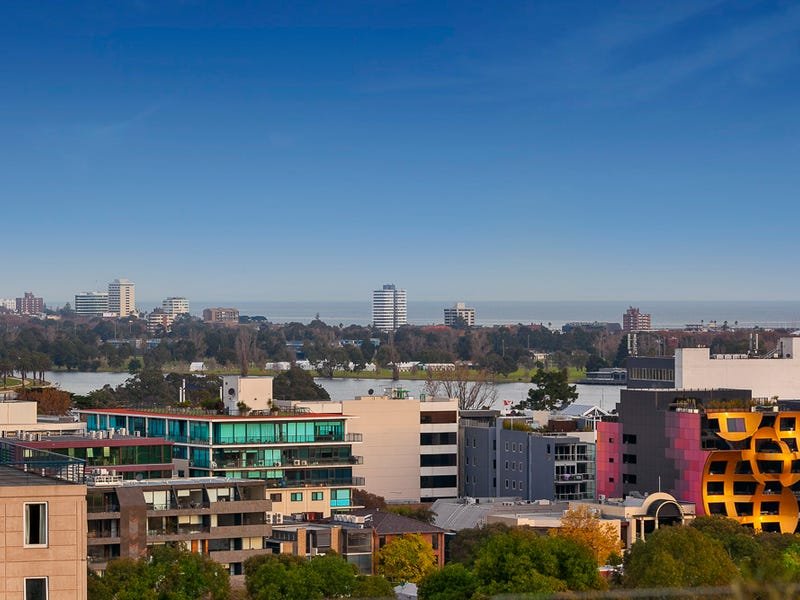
443, 302, 475, 327
162, 296, 189, 318
15, 292, 44, 315
372, 284, 407, 332
622, 306, 651, 332
0, 465, 87, 600
86, 476, 273, 578
108, 278, 135, 317
596, 387, 752, 510
20, 432, 175, 480
79, 405, 363, 518
268, 515, 374, 574
203, 307, 240, 324
74, 291, 109, 317
461, 414, 596, 502
280, 389, 459, 502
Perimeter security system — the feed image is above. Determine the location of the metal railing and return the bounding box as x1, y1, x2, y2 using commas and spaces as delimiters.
0, 439, 86, 484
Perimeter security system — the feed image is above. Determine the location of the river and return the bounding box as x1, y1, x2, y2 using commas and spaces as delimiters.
44, 371, 622, 412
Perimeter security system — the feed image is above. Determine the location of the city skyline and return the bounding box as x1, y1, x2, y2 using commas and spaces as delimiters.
3, 1, 800, 301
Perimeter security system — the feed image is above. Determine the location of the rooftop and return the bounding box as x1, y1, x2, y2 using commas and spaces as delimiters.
0, 464, 75, 487
81, 407, 348, 421
347, 508, 447, 535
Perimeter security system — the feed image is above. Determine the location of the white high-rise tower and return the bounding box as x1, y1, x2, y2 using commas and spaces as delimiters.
108, 278, 135, 317
372, 284, 407, 332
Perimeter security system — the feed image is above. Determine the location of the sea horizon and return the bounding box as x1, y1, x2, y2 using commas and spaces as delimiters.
48, 299, 800, 330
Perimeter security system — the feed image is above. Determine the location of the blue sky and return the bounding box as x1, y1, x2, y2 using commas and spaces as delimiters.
2, 1, 799, 303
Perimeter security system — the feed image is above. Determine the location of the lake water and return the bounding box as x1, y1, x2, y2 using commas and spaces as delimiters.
44, 371, 621, 412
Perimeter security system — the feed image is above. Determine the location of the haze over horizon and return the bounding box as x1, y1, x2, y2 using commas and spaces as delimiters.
3, 1, 800, 302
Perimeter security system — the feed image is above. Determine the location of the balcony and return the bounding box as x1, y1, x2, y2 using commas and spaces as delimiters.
554, 454, 591, 462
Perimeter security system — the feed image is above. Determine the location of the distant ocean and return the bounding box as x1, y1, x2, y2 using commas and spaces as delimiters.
159, 300, 800, 330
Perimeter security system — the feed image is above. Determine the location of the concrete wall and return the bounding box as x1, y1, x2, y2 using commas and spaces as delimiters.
0, 401, 37, 425
222, 376, 273, 413
0, 481, 87, 600
346, 396, 422, 503
676, 338, 800, 399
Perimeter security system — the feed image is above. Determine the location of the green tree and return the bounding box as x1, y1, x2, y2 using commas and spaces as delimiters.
89, 545, 230, 600
244, 552, 359, 600
448, 523, 510, 566
624, 525, 737, 588
273, 366, 330, 401
377, 533, 437, 584
514, 367, 578, 411
471, 528, 603, 595
352, 575, 394, 598
128, 357, 142, 374
418, 563, 479, 600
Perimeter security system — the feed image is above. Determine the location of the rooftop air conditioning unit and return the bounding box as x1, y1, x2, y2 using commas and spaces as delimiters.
293, 460, 301, 466
301, 460, 308, 466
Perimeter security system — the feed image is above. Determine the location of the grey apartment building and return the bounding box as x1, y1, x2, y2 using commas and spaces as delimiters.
461, 413, 595, 502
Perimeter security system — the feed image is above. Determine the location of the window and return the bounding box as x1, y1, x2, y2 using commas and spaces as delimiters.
622, 474, 637, 484
504, 460, 509, 469
609, 457, 614, 463
420, 475, 457, 488
518, 462, 523, 471
622, 454, 637, 464
25, 503, 47, 547
270, 493, 283, 502
512, 480, 516, 489
25, 578, 47, 600
505, 479, 509, 489
505, 442, 509, 451
608, 477, 614, 483
608, 437, 614, 443
511, 462, 516, 471
727, 418, 746, 433
622, 434, 637, 444
290, 492, 303, 502
312, 492, 323, 501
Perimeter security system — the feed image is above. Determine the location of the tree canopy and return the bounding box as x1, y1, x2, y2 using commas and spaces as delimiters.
244, 552, 393, 600
272, 366, 330, 401
623, 525, 737, 589
87, 545, 230, 600
377, 533, 437, 584
552, 504, 622, 565
515, 367, 579, 411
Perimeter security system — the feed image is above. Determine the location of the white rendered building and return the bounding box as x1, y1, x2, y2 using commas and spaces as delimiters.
108, 278, 135, 317
675, 336, 800, 400
372, 284, 407, 332
74, 292, 109, 317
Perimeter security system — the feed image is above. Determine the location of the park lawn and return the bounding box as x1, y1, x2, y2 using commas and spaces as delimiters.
0, 376, 23, 390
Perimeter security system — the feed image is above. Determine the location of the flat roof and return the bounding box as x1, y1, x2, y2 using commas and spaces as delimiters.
0, 465, 75, 487
87, 476, 263, 488
22, 435, 172, 449
81, 408, 348, 421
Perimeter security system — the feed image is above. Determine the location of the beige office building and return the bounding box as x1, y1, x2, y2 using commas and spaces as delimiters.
280, 389, 459, 503
108, 278, 135, 317
0, 466, 88, 600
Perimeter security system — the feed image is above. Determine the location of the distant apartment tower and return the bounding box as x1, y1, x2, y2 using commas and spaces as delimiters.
444, 302, 475, 327
204, 307, 240, 324
372, 284, 407, 332
108, 278, 135, 317
0, 298, 15, 312
16, 292, 44, 315
623, 306, 651, 331
162, 296, 189, 317
74, 291, 109, 317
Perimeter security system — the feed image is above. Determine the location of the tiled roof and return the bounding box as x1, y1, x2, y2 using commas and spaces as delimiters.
349, 508, 447, 535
